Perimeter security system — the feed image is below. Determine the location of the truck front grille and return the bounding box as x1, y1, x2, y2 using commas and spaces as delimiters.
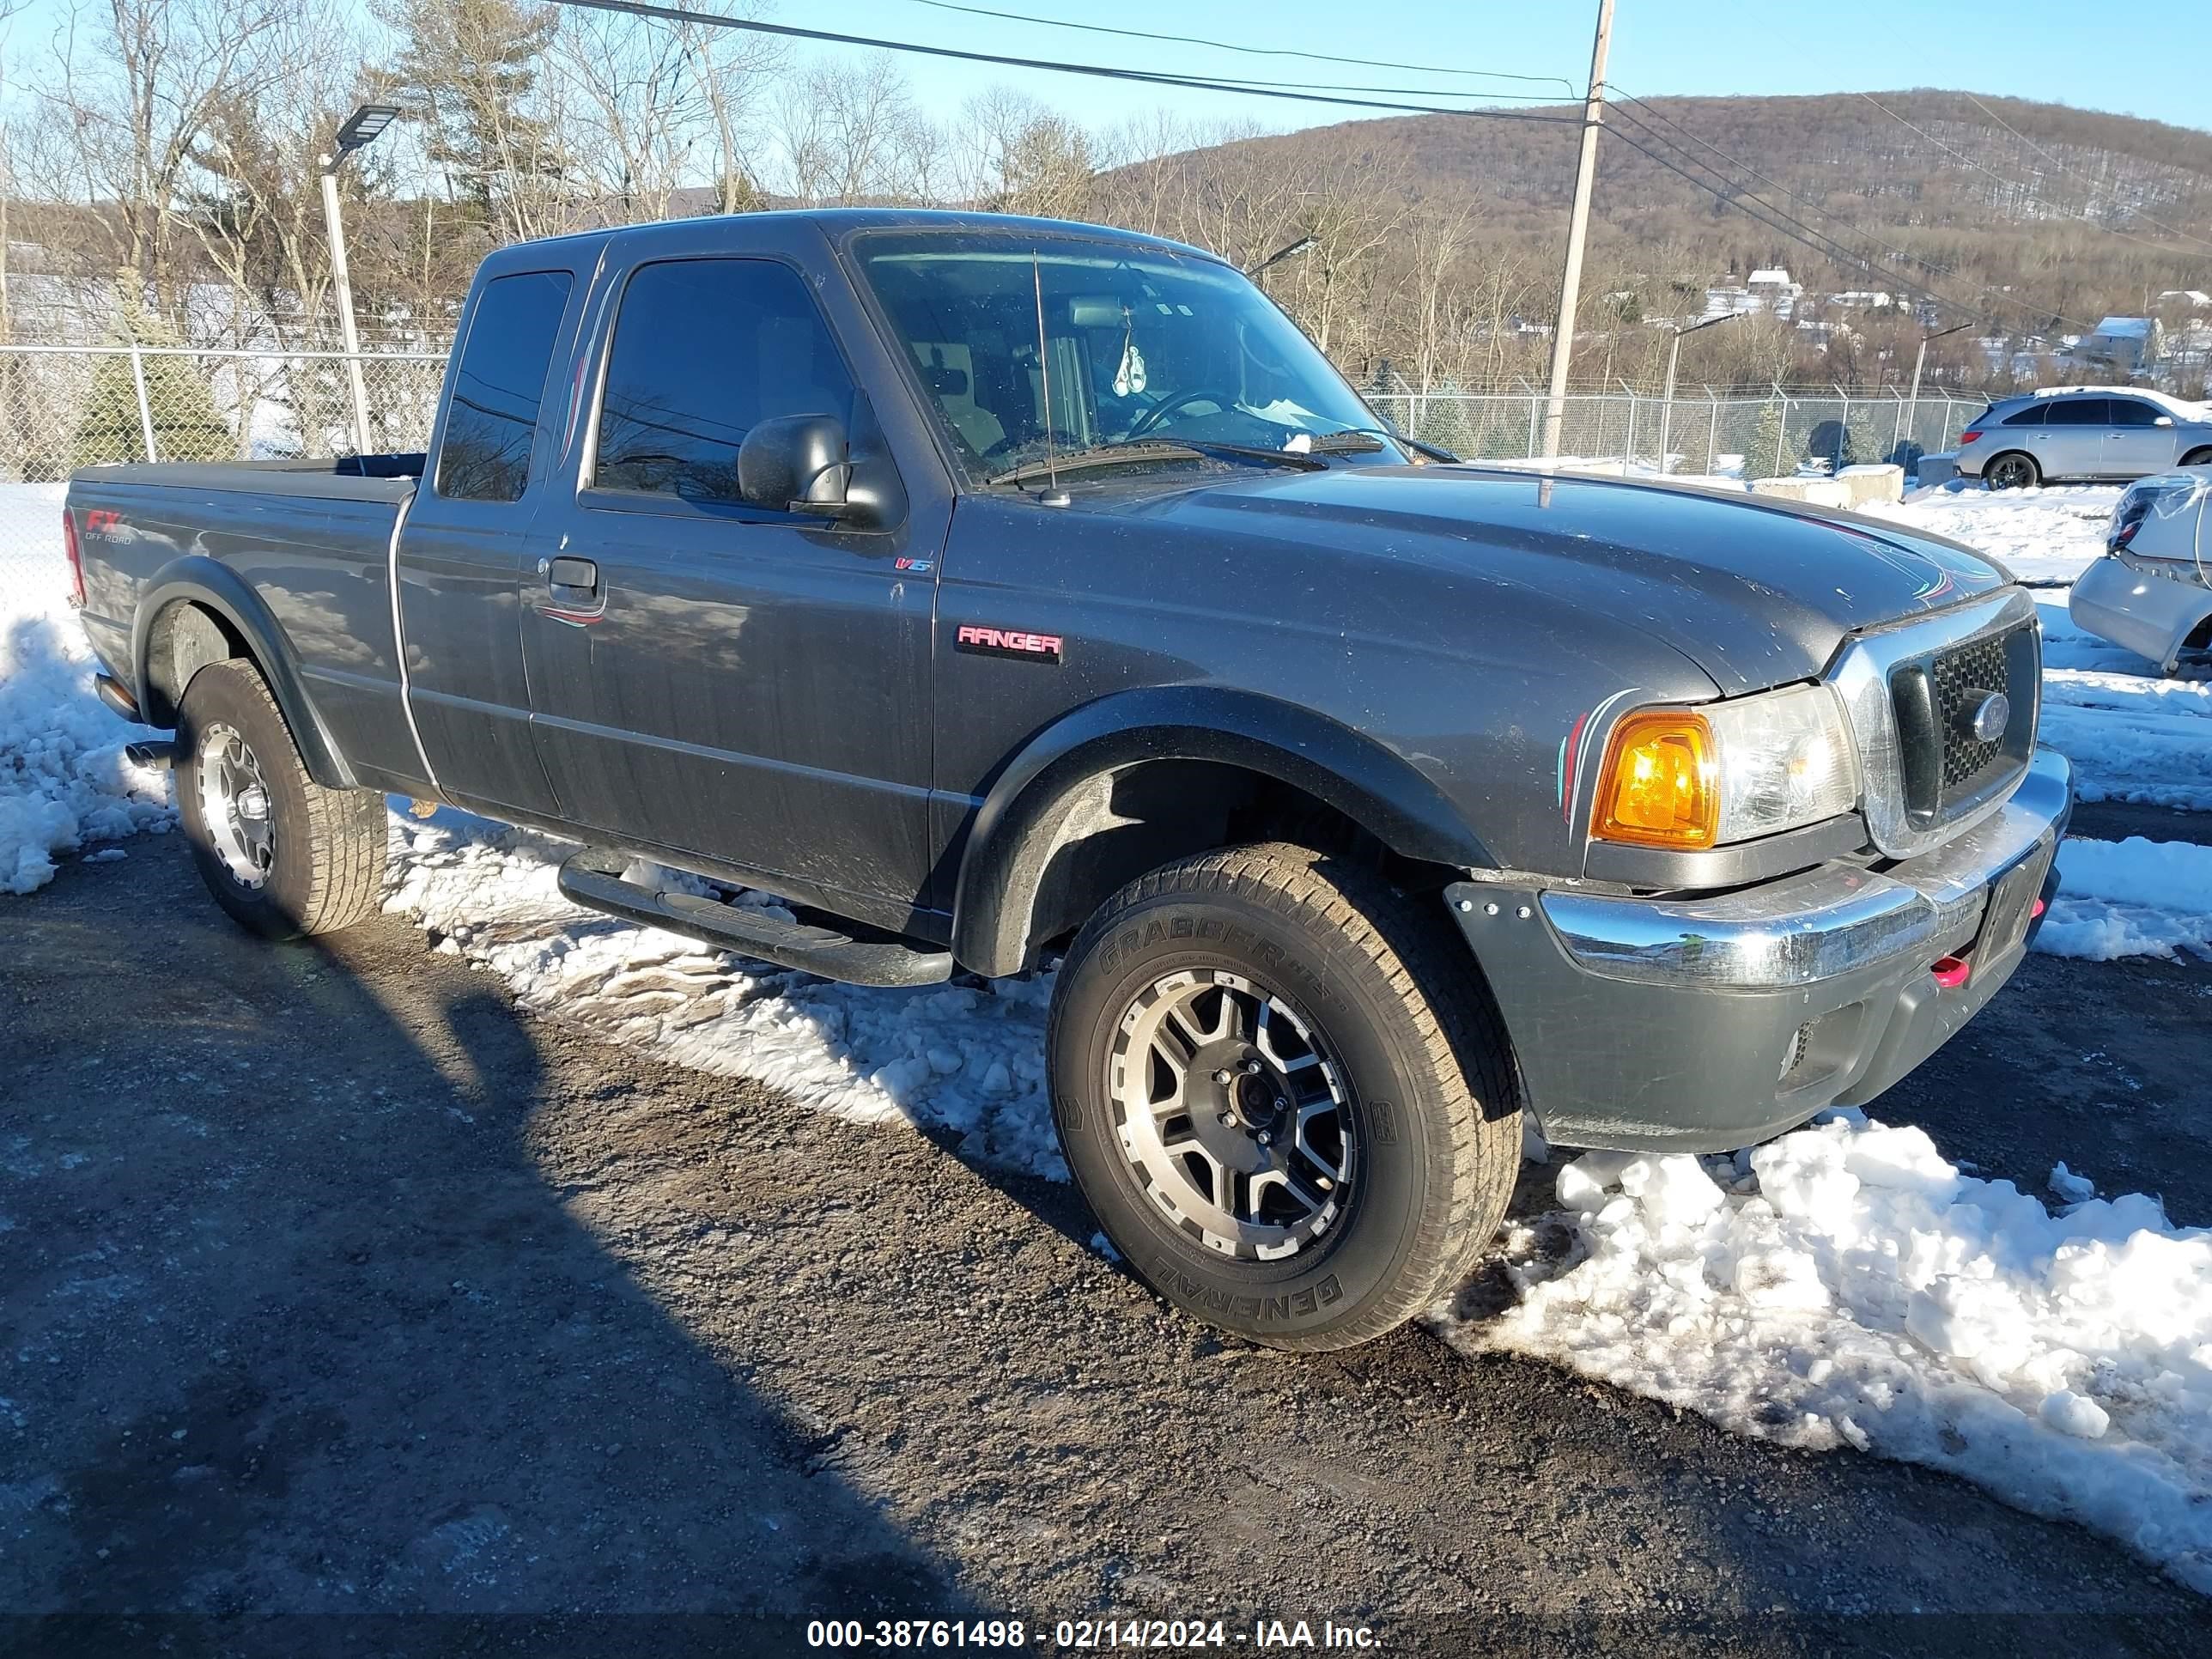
1887, 621, 2036, 830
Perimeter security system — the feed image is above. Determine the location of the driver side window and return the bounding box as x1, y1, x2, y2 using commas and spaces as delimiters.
593, 258, 855, 504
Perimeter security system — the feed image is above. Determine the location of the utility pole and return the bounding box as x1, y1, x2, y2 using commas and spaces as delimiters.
1540, 0, 1616, 460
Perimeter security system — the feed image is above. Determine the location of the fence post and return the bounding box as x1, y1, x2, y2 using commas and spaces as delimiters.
1706, 392, 1720, 477
1832, 383, 1850, 472
128, 344, 159, 464
1772, 384, 1789, 477
1527, 392, 1539, 458
1621, 384, 1637, 475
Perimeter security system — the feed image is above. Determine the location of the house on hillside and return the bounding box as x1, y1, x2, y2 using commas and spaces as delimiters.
1701, 266, 1804, 323
2071, 316, 2164, 376
1746, 268, 1802, 320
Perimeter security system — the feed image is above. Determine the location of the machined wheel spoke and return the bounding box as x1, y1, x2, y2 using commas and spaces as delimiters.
1110, 971, 1352, 1253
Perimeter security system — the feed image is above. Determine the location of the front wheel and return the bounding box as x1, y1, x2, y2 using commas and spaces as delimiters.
1048, 843, 1522, 1350
1984, 451, 2040, 490
176, 659, 387, 939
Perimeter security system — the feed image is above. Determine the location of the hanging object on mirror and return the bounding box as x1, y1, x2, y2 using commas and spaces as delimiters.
1113, 306, 1147, 398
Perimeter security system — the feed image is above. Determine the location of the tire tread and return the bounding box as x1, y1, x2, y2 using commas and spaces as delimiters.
1055, 841, 1521, 1352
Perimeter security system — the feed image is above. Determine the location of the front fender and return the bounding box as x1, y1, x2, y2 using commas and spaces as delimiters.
950, 684, 1492, 976
131, 554, 356, 789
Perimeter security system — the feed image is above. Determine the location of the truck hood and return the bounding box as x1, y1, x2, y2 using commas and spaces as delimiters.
1130, 465, 2010, 693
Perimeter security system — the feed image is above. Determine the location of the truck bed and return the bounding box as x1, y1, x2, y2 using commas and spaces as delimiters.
72, 453, 425, 503
69, 456, 427, 793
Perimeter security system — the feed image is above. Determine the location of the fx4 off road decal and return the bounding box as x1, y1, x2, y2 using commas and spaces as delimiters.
956, 623, 1062, 663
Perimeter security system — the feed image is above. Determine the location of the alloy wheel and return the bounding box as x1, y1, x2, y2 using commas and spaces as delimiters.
1108, 969, 1354, 1261
195, 721, 276, 888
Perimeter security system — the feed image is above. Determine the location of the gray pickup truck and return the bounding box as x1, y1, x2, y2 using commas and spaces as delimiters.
67, 209, 2070, 1350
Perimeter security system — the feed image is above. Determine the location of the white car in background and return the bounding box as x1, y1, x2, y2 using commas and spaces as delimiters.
2069, 467, 2212, 672
1957, 386, 2212, 489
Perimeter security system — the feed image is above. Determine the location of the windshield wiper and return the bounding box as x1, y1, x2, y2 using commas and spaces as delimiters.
1310, 426, 1462, 463
985, 437, 1323, 487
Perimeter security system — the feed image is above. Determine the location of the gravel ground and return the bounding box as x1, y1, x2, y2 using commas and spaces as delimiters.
2, 840, 2207, 1659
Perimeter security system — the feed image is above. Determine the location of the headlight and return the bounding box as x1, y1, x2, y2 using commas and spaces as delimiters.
1591, 684, 1859, 850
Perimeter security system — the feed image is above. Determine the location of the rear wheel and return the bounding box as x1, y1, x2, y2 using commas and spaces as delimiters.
1048, 842, 1522, 1351
176, 659, 386, 939
1984, 451, 2039, 490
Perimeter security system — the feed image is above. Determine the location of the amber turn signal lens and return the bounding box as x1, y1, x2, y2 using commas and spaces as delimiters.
1591, 710, 1719, 848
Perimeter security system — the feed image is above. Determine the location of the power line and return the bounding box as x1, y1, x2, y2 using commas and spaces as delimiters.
539, 0, 1583, 124
1856, 90, 2209, 261
1597, 114, 2021, 331
884, 0, 1581, 97
1957, 91, 2212, 256
1602, 93, 2100, 333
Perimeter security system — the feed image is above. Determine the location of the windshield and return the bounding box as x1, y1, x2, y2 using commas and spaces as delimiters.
854, 230, 1392, 482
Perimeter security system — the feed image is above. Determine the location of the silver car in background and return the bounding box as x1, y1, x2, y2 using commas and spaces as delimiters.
2069, 468, 2212, 672
1957, 386, 2212, 489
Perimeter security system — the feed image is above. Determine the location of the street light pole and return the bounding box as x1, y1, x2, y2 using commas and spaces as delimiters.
1657, 311, 1744, 475
319, 161, 372, 455
317, 104, 400, 456
1540, 0, 1616, 460
1906, 319, 1974, 453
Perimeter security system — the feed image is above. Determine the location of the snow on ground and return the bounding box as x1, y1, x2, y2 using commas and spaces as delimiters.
9, 455, 2212, 1593
2037, 837, 2212, 962
1859, 481, 2123, 586
2033, 594, 2212, 812
0, 483, 173, 893
1442, 1116, 2212, 1594
384, 811, 1068, 1179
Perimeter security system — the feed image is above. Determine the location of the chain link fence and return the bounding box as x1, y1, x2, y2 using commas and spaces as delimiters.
0, 344, 1990, 600
1366, 387, 1986, 477
0, 343, 448, 599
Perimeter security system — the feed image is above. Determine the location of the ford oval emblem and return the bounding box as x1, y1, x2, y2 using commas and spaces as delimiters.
1969, 691, 2011, 744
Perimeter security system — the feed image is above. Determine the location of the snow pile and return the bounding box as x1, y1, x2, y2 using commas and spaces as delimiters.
2039, 665, 2212, 811
2037, 836, 2212, 962
1860, 483, 2121, 585
383, 811, 1066, 1178
1444, 1115, 2212, 1594
0, 485, 173, 894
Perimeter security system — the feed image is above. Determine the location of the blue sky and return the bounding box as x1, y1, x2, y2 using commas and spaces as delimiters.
830, 0, 2207, 136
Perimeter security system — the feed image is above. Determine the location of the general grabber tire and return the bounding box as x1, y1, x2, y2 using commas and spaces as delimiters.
175, 659, 387, 940
1048, 842, 1522, 1351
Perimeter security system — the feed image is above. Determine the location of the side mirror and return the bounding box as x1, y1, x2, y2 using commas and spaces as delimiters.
2155, 414, 2176, 427
738, 414, 853, 518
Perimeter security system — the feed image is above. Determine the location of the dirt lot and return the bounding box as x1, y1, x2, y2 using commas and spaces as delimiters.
2, 838, 2207, 1658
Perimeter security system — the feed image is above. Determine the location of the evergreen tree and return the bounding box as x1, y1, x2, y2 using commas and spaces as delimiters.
70, 277, 234, 468
386, 0, 565, 241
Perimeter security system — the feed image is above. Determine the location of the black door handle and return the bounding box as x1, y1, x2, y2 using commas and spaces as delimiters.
549, 556, 599, 592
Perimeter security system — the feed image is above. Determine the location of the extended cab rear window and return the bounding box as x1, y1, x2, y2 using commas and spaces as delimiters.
435, 270, 574, 503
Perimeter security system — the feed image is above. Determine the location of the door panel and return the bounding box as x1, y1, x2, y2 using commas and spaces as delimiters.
2104, 399, 2179, 479
2039, 398, 2108, 479
397, 265, 579, 818
522, 503, 938, 902
520, 235, 952, 919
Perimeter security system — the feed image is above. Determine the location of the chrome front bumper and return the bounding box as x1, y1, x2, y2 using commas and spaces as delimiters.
1542, 746, 2074, 989
1446, 747, 2073, 1152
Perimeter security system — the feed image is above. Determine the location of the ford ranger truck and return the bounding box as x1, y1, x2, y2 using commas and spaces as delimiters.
66, 210, 2071, 1350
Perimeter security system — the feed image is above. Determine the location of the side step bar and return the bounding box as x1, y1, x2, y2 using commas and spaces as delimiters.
555, 848, 953, 989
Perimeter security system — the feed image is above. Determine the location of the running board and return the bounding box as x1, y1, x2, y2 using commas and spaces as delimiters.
556, 848, 953, 988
